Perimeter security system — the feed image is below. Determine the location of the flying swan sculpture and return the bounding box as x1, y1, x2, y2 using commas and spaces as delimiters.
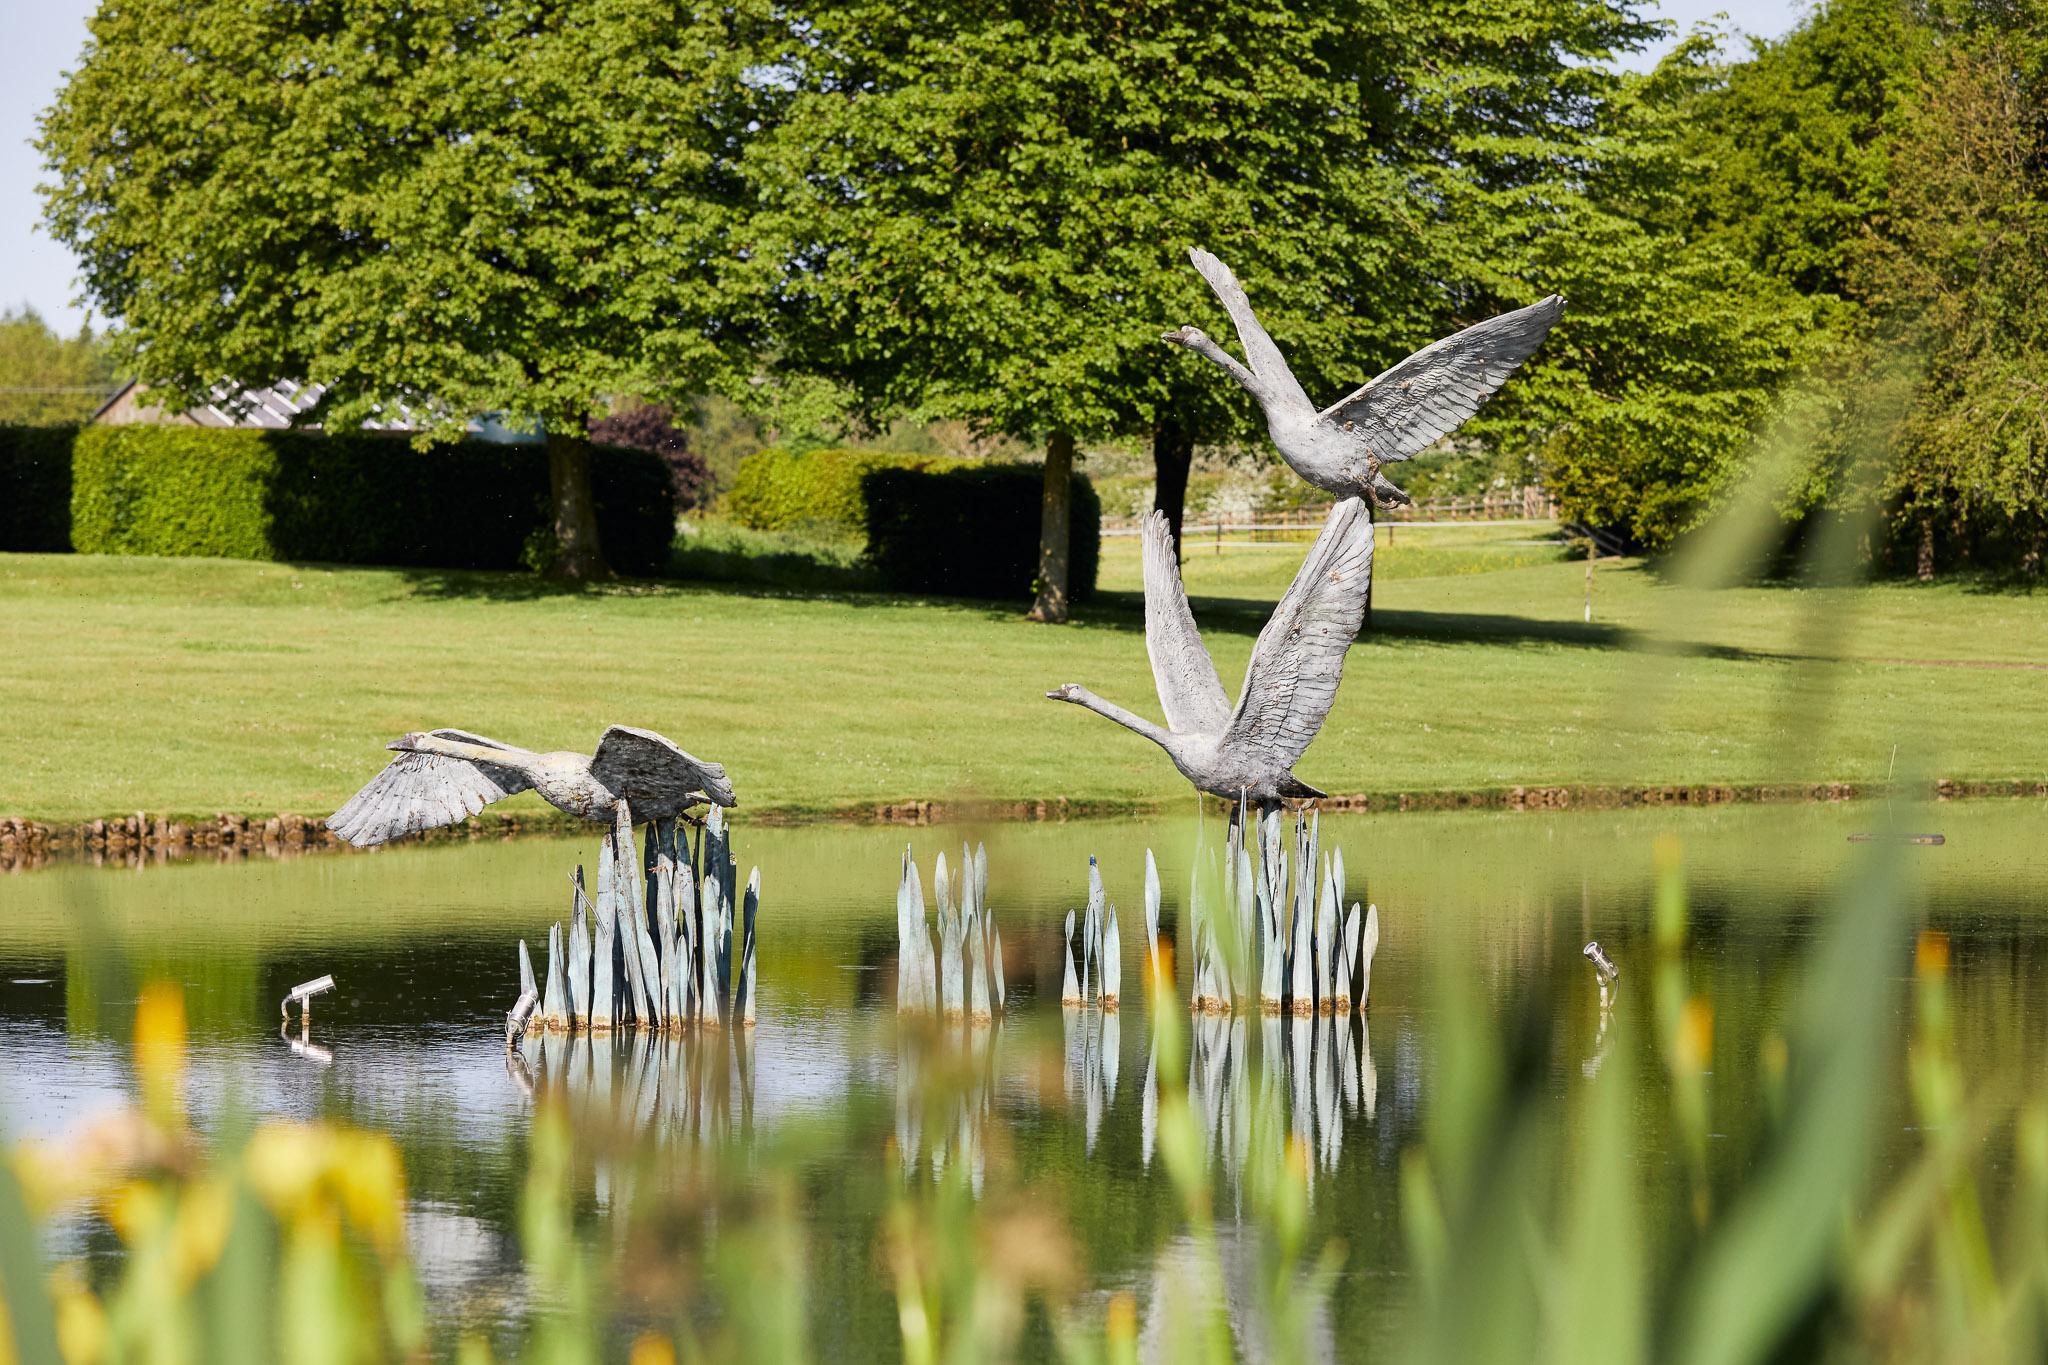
1163, 248, 1564, 506
1045, 499, 1374, 803
327, 725, 736, 848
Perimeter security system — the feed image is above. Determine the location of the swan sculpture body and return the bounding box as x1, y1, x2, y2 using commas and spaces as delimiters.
1163, 248, 1564, 506
328, 725, 736, 847
1046, 499, 1374, 802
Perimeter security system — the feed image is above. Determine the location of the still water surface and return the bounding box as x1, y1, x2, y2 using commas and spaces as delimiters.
2, 801, 2045, 1355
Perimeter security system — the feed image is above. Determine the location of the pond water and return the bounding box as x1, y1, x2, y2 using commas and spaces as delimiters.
2, 799, 2045, 1357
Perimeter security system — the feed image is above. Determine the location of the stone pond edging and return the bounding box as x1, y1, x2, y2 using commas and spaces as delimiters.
4, 777, 2042, 873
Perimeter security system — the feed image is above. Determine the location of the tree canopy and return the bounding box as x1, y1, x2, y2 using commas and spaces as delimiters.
36, 0, 2048, 586
740, 0, 1666, 606
1569, 0, 2048, 572
40, 0, 773, 576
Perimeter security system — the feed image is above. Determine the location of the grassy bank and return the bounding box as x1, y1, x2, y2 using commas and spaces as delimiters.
0, 529, 2042, 822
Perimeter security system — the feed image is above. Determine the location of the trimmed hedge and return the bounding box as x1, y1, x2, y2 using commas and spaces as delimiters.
64, 426, 674, 573
864, 462, 1099, 602
0, 425, 79, 551
723, 447, 965, 535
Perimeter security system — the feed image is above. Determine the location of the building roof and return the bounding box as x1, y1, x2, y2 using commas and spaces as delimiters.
90, 379, 541, 442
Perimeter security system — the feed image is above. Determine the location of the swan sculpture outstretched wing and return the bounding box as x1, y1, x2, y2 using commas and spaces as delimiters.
1141, 513, 1232, 735
1221, 496, 1376, 774
590, 724, 738, 810
1046, 498, 1375, 802
1165, 248, 1563, 505
1316, 297, 1567, 467
328, 724, 736, 848
327, 729, 534, 847
1187, 248, 1313, 413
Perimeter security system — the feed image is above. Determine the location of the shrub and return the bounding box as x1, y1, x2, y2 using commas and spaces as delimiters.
588, 403, 714, 512
723, 447, 964, 536
0, 424, 79, 551
66, 426, 674, 573
863, 462, 1099, 602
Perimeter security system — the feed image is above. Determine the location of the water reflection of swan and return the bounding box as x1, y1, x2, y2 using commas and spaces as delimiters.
329, 726, 736, 847
1044, 504, 1373, 803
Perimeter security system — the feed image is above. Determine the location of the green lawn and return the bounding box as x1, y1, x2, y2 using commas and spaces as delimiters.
1102, 518, 1575, 594
0, 538, 2042, 822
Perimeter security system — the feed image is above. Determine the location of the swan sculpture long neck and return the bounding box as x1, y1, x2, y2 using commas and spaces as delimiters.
1180, 332, 1294, 412
1064, 688, 1177, 752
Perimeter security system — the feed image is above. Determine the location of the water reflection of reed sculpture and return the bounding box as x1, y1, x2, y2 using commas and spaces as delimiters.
895, 844, 1005, 1023
327, 725, 736, 847
895, 1014, 1001, 1194
1065, 998, 1122, 1155
1045, 504, 1373, 803
1152, 1008, 1377, 1202
517, 804, 759, 1038
510, 1023, 756, 1149
1163, 248, 1563, 509
1113, 830, 1382, 1198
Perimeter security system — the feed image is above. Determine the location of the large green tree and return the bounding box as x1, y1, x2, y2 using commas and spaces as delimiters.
1852, 24, 2048, 575
40, 0, 769, 578
1639, 0, 2048, 574
746, 0, 1655, 617
1483, 40, 1823, 549
1683, 0, 1915, 301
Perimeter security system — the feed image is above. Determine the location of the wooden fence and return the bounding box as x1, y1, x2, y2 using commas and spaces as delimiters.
1102, 485, 1558, 538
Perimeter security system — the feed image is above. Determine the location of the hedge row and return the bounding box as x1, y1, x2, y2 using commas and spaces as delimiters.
723, 447, 966, 535
865, 462, 1099, 601
725, 445, 1099, 600
0, 425, 78, 552
1, 425, 674, 573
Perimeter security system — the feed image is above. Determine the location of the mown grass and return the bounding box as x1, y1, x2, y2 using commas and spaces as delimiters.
1100, 517, 1574, 593
0, 538, 2042, 823
669, 514, 875, 591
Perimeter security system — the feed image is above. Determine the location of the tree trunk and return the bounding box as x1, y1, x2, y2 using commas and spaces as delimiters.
547, 431, 610, 581
1029, 430, 1075, 623
1916, 514, 1935, 583
1151, 418, 1195, 558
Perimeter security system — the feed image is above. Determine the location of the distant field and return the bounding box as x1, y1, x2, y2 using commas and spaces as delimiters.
0, 543, 2042, 822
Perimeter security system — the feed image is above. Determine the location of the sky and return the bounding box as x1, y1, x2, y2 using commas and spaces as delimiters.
1, 0, 1808, 338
